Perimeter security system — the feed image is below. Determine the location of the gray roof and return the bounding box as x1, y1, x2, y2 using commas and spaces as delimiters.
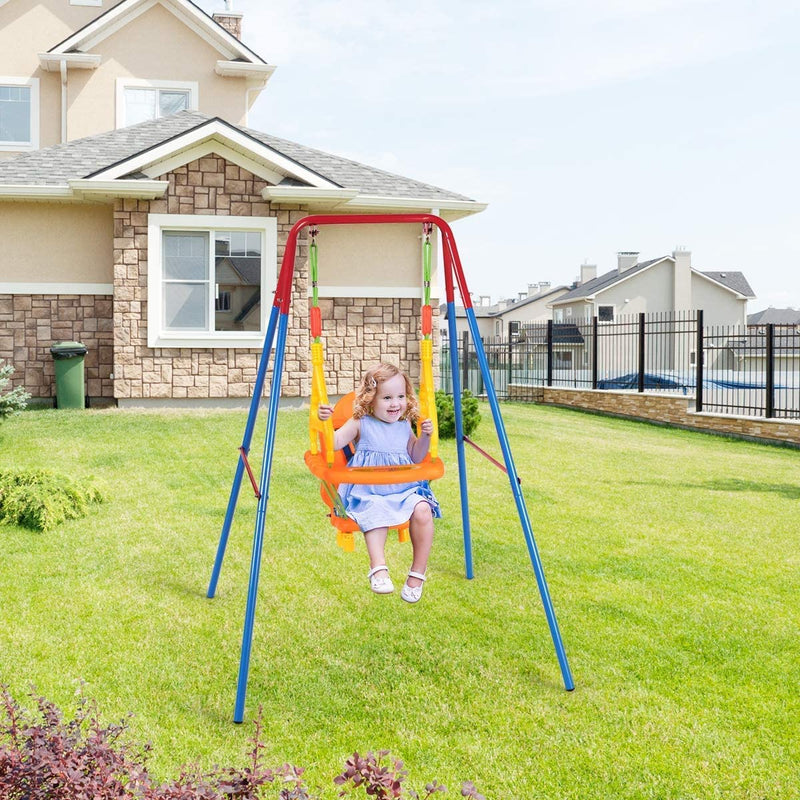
701, 271, 755, 297
553, 258, 665, 302
0, 111, 473, 202
747, 307, 800, 325
552, 258, 755, 303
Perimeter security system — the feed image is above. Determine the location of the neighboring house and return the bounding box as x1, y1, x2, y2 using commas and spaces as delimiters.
747, 308, 800, 326
440, 282, 571, 341
0, 0, 485, 405
549, 249, 755, 327
547, 249, 755, 378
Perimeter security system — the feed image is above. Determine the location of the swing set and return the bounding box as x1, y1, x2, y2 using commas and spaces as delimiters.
207, 213, 574, 723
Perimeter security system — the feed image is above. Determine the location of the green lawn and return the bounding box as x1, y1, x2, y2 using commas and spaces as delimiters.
1, 403, 798, 799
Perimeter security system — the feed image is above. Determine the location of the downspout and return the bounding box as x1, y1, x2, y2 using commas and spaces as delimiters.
244, 84, 261, 126
60, 59, 68, 143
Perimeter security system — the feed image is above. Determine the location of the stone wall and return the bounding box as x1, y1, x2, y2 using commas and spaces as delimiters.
318, 297, 437, 396
112, 153, 428, 403
511, 384, 800, 447
112, 155, 311, 400
0, 294, 114, 401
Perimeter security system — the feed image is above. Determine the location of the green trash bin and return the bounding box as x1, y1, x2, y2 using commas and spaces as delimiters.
50, 341, 88, 409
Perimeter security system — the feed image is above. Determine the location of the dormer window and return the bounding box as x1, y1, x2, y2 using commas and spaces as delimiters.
116, 79, 198, 128
0, 78, 39, 151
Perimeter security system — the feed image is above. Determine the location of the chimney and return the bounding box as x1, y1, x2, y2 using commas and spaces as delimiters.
580, 263, 597, 285
538, 281, 551, 292
617, 251, 639, 273
527, 283, 539, 297
213, 1, 243, 40
672, 246, 692, 311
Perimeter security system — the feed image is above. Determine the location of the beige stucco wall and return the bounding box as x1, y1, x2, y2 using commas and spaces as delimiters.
68, 3, 249, 140
692, 274, 747, 327
0, 0, 251, 155
313, 224, 428, 290
595, 265, 675, 318
0, 0, 118, 155
0, 202, 114, 283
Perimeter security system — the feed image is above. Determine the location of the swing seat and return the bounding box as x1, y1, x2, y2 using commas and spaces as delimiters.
305, 392, 444, 551
304, 393, 445, 486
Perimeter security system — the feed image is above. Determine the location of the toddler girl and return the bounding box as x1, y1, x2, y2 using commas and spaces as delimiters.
318, 363, 440, 602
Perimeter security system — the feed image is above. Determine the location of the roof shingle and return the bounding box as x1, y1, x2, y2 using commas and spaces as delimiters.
0, 111, 473, 203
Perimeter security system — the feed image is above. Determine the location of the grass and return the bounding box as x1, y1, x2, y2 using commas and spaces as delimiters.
0, 402, 798, 799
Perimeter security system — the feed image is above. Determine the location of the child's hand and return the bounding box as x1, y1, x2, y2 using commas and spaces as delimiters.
420, 418, 433, 436
318, 403, 334, 420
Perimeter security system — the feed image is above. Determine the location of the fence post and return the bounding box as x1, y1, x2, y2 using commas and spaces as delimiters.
461, 330, 470, 395
637, 312, 645, 393
507, 321, 514, 391
592, 316, 598, 389
546, 319, 553, 387
695, 309, 704, 412
765, 323, 775, 418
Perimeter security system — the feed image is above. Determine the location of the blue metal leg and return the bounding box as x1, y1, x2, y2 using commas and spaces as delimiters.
207, 304, 281, 599
447, 301, 473, 579
464, 308, 575, 691
234, 310, 290, 723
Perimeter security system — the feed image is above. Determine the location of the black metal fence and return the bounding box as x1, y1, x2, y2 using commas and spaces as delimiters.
440, 311, 800, 420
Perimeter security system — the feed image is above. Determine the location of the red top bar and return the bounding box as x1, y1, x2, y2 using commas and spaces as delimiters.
274, 213, 473, 314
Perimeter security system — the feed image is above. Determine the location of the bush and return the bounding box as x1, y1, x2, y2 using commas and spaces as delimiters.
0, 688, 484, 800
0, 361, 30, 421
434, 391, 481, 440
0, 469, 103, 532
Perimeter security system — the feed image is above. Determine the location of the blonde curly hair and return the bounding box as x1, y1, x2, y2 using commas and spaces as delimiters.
353, 362, 420, 423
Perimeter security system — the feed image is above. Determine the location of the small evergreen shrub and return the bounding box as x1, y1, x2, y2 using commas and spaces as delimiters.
434, 391, 481, 439
0, 361, 30, 421
0, 469, 103, 532
0, 688, 485, 800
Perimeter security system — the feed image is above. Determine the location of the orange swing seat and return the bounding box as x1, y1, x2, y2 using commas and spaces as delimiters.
304, 392, 445, 551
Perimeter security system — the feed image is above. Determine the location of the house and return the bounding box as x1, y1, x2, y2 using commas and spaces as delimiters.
747, 308, 800, 326
0, 0, 485, 405
549, 249, 755, 326
440, 282, 571, 341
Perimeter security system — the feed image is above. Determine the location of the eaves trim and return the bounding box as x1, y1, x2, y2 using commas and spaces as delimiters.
86, 118, 340, 189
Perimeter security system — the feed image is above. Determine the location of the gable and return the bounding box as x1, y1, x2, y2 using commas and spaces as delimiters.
48, 0, 267, 65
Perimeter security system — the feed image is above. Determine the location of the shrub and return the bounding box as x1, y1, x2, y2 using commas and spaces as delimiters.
0, 688, 484, 800
434, 391, 481, 440
0, 361, 30, 421
0, 469, 103, 532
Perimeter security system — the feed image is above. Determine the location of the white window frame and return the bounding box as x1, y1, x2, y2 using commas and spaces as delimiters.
147, 214, 277, 349
0, 77, 39, 152
116, 79, 198, 129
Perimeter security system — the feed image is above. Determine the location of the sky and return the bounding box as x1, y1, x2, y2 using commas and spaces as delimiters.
196, 0, 800, 311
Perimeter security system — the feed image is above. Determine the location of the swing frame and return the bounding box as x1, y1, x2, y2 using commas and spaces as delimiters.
207, 213, 574, 723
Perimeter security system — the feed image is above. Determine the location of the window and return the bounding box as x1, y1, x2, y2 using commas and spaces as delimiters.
147, 214, 277, 348
554, 308, 564, 322
554, 351, 573, 369
116, 79, 197, 128
0, 78, 38, 151
598, 305, 614, 322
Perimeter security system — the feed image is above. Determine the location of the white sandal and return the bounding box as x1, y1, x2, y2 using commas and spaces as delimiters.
401, 570, 427, 603
368, 565, 394, 594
